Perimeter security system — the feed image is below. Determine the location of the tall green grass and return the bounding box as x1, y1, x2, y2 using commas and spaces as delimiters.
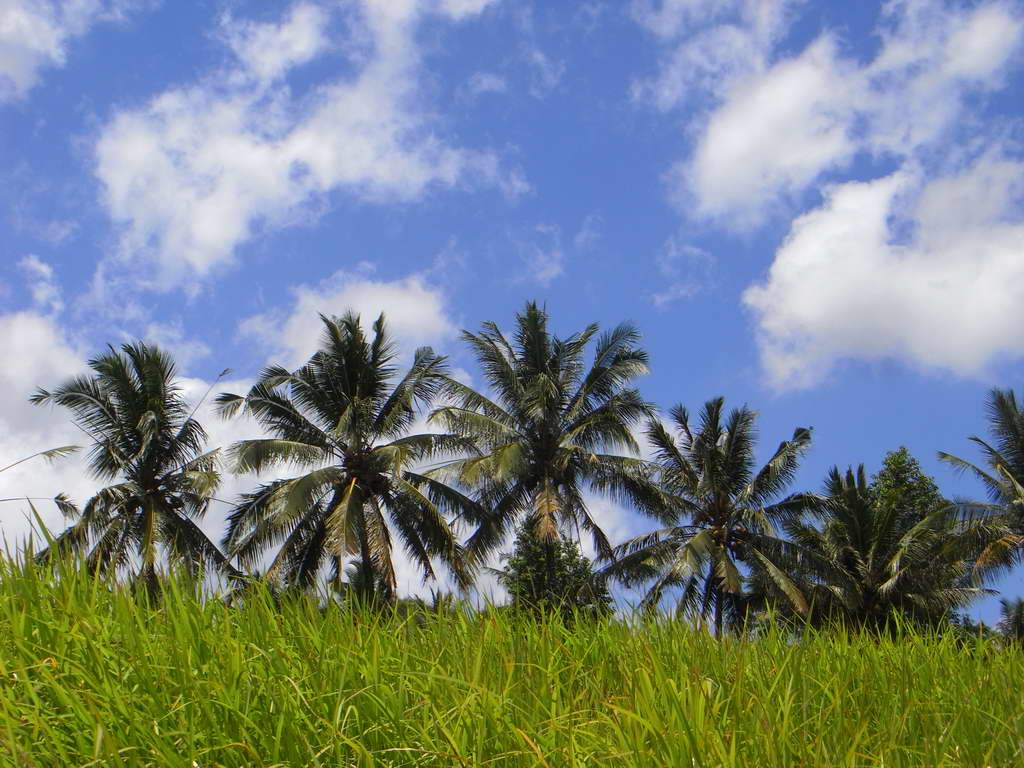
1, 562, 1021, 767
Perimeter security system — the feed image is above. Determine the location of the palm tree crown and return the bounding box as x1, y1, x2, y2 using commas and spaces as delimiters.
429, 302, 652, 562
997, 597, 1024, 643
30, 342, 231, 592
216, 313, 475, 603
939, 388, 1024, 569
779, 460, 989, 630
606, 397, 812, 634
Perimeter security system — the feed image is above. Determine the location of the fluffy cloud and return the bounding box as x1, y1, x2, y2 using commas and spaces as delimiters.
637, 1, 1024, 384
0, 0, 140, 100
17, 255, 64, 314
94, 0, 523, 292
631, 0, 799, 111
744, 154, 1024, 388
0, 310, 91, 546
638, 0, 1024, 224
241, 268, 458, 369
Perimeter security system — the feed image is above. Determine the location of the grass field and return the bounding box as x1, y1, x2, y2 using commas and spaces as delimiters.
1, 563, 1022, 767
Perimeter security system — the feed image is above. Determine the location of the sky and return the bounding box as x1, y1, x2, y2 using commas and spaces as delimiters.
1, 0, 1023, 621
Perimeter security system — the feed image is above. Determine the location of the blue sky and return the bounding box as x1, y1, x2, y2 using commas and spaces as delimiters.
2, 0, 1023, 620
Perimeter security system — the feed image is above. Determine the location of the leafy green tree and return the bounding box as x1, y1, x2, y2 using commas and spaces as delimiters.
30, 343, 233, 594
605, 397, 813, 635
997, 597, 1024, 644
497, 519, 611, 620
776, 452, 991, 630
429, 301, 652, 563
216, 313, 476, 604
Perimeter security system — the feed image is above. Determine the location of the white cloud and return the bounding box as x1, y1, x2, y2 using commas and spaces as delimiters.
464, 70, 506, 97
0, 0, 144, 101
0, 311, 91, 547
514, 224, 565, 287
221, 2, 329, 85
685, 36, 858, 225
743, 154, 1024, 388
142, 320, 211, 371
572, 213, 602, 250
18, 254, 63, 313
651, 237, 713, 308
638, 0, 1024, 225
438, 0, 499, 21
241, 269, 458, 369
94, 0, 522, 292
525, 47, 564, 98
631, 0, 799, 110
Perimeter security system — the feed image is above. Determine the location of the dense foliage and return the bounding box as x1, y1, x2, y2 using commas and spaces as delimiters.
776, 453, 990, 630
498, 519, 612, 619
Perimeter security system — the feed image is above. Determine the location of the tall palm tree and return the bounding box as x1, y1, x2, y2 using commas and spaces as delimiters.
30, 343, 233, 593
777, 464, 991, 630
216, 312, 475, 604
604, 398, 812, 635
428, 302, 652, 562
939, 387, 1024, 569
997, 597, 1024, 644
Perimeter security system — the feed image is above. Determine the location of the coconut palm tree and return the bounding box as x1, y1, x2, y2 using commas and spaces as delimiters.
939, 387, 1024, 570
428, 301, 653, 562
30, 343, 233, 594
604, 397, 812, 635
216, 312, 476, 604
776, 461, 991, 630
997, 597, 1024, 644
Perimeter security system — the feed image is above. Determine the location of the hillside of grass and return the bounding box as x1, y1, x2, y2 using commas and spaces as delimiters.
1, 565, 1022, 767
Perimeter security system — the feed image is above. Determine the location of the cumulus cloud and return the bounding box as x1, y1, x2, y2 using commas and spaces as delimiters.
17, 255, 63, 313
93, 0, 524, 292
635, 0, 1024, 384
637, 0, 1024, 225
0, 0, 146, 101
0, 310, 91, 546
241, 268, 458, 369
743, 154, 1024, 388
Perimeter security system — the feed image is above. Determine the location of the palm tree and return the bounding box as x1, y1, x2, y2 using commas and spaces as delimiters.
428, 301, 652, 563
777, 463, 990, 630
30, 343, 233, 594
604, 398, 812, 635
216, 312, 476, 604
997, 597, 1024, 644
939, 387, 1024, 569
